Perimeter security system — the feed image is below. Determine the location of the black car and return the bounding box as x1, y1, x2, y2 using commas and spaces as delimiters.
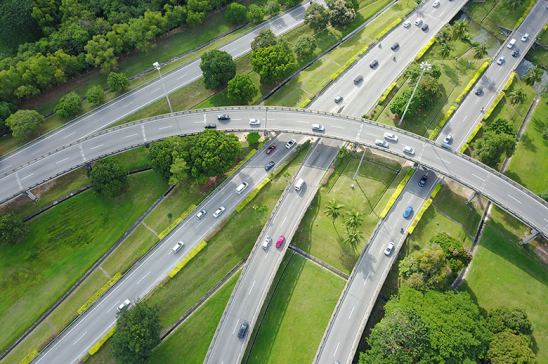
390, 42, 399, 51
205, 122, 217, 129
237, 322, 249, 339
512, 49, 520, 58
421, 23, 429, 31
418, 175, 428, 187
475, 87, 483, 96
369, 59, 379, 69
217, 114, 230, 121
265, 161, 275, 171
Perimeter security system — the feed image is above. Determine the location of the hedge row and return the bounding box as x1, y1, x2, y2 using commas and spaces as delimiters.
414, 37, 436, 61
77, 272, 122, 315
168, 240, 207, 278
298, 98, 312, 108
515, 0, 535, 28
429, 105, 457, 139
158, 203, 198, 240
502, 72, 516, 92
375, 18, 403, 41
225, 149, 258, 178
430, 182, 443, 199
88, 325, 116, 356
460, 122, 484, 152
407, 198, 433, 234
235, 177, 271, 213
19, 350, 39, 364
378, 82, 397, 105
379, 168, 414, 219
455, 60, 490, 104
482, 91, 505, 121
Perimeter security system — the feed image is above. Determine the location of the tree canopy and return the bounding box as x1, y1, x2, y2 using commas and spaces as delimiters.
305, 3, 330, 32
326, 0, 356, 27
89, 159, 128, 197
54, 91, 82, 118
227, 74, 258, 104
251, 29, 278, 50
294, 35, 317, 61
200, 50, 236, 89
247, 4, 265, 24
0, 213, 28, 245
107, 72, 129, 93
487, 330, 535, 364
5, 109, 44, 141
251, 41, 297, 84
86, 85, 106, 106
225, 2, 248, 25
147, 137, 184, 180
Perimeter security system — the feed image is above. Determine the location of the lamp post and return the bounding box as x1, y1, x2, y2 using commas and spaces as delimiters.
398, 61, 431, 126
153, 62, 173, 113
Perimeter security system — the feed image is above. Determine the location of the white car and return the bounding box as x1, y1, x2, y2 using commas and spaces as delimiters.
442, 134, 453, 149
285, 139, 296, 149
334, 95, 343, 103
172, 241, 185, 254
432, 0, 440, 7
249, 118, 260, 126
415, 18, 423, 26
521, 33, 529, 42
403, 20, 411, 28
496, 56, 505, 65
196, 209, 206, 219
375, 139, 389, 148
262, 236, 272, 250
384, 242, 395, 256
384, 132, 398, 142
213, 206, 226, 218
312, 123, 325, 132
403, 146, 415, 155
117, 299, 131, 312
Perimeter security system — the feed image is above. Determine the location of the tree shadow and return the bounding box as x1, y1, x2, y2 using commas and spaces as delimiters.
519, 133, 536, 152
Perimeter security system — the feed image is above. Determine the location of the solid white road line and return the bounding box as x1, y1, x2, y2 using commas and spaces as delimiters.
348, 305, 355, 319
63, 132, 75, 139
123, 133, 138, 139
72, 331, 87, 345
158, 125, 173, 130
248, 280, 256, 296
79, 144, 87, 162
20, 173, 34, 181
334, 342, 340, 356
136, 272, 151, 285
55, 157, 69, 164
89, 144, 104, 150
507, 194, 522, 204
141, 125, 147, 142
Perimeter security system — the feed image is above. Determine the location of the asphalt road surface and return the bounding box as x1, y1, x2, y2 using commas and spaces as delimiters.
32, 134, 306, 364
314, 2, 548, 363
0, 2, 311, 176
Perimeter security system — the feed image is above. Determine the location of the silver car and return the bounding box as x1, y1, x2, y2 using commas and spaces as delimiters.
375, 139, 389, 148
384, 242, 395, 256
312, 123, 325, 132
213, 206, 226, 218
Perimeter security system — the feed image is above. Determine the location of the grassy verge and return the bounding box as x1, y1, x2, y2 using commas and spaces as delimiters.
246, 253, 345, 363
464, 207, 548, 363
0, 171, 167, 353
293, 150, 404, 274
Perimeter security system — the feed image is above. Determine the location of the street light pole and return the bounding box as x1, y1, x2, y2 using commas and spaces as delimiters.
398, 61, 431, 126
153, 62, 173, 113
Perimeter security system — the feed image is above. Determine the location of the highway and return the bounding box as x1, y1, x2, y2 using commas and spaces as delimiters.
32, 134, 306, 363
205, 138, 340, 363
314, 1, 548, 363
0, 2, 311, 176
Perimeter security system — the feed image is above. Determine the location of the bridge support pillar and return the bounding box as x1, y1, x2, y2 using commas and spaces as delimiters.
520, 230, 539, 245
466, 191, 478, 204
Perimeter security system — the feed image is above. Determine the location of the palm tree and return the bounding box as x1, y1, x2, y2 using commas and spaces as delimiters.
343, 229, 363, 250
473, 43, 488, 59
439, 41, 454, 58
505, 0, 523, 9
508, 89, 526, 105
524, 66, 542, 86
453, 19, 469, 40
325, 199, 344, 231
345, 210, 363, 231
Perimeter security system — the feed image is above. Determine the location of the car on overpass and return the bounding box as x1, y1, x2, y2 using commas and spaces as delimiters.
237, 321, 249, 339
403, 206, 414, 219
217, 114, 230, 121
276, 235, 285, 249
384, 242, 395, 256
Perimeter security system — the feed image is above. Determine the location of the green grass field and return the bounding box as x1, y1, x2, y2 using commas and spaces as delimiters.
246, 253, 345, 364
465, 0, 535, 39
465, 207, 548, 363
0, 171, 167, 353
506, 95, 548, 195
293, 151, 404, 274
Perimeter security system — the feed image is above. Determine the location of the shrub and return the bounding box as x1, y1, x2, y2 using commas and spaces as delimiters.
54, 92, 82, 118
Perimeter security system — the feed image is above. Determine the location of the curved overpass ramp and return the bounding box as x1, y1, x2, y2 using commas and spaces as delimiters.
1, 106, 546, 237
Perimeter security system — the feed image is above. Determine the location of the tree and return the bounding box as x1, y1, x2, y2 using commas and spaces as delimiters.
251, 41, 297, 84
251, 29, 278, 50
305, 3, 329, 32
31, 0, 61, 35
418, 75, 442, 102
327, 0, 356, 27
294, 35, 317, 61
0, 0, 41, 53
247, 4, 265, 24
504, 0, 524, 9
487, 330, 535, 364
111, 301, 161, 364
225, 2, 248, 25
177, 130, 241, 180
107, 72, 129, 93
89, 159, 128, 197
343, 229, 363, 249
54, 92, 82, 118
389, 89, 420, 118
86, 85, 105, 106
439, 41, 454, 58
344, 210, 363, 231
0, 101, 15, 136
472, 131, 516, 167
85, 34, 117, 72
429, 233, 471, 273
359, 308, 430, 364
5, 109, 44, 141
473, 43, 488, 59
452, 19, 469, 40
168, 157, 186, 185
524, 66, 542, 86
325, 199, 344, 225
200, 50, 236, 89
265, 0, 281, 16
227, 74, 258, 104
508, 89, 526, 105
487, 307, 533, 335
246, 132, 260, 149
404, 63, 441, 82
0, 213, 27, 245
486, 118, 515, 136
399, 244, 452, 290
148, 137, 184, 180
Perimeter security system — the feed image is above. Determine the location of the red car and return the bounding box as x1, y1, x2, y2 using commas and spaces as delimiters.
275, 235, 285, 249
266, 144, 277, 155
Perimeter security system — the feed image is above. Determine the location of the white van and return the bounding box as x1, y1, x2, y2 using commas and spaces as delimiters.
507, 38, 516, 49
295, 178, 305, 192
236, 181, 249, 194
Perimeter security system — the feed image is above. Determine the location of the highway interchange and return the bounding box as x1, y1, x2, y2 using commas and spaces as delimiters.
2, 0, 544, 362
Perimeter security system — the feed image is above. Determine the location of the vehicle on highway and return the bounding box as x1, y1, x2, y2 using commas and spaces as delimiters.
415, 18, 423, 26
275, 235, 286, 249
295, 178, 305, 192
334, 95, 343, 103
172, 241, 185, 254
442, 134, 453, 148
205, 122, 217, 129
403, 20, 411, 28
512, 49, 519, 58
384, 242, 395, 256
496, 56, 505, 65
384, 132, 398, 142
375, 139, 389, 148
217, 114, 230, 121
262, 236, 272, 250
403, 146, 415, 155
403, 206, 414, 219
312, 123, 325, 132
507, 38, 516, 49
369, 59, 379, 69
265, 161, 275, 171
285, 139, 296, 149
475, 87, 483, 96
353, 75, 363, 84
432, 0, 440, 7
266, 144, 277, 154
421, 23, 429, 32
196, 209, 207, 219
213, 206, 226, 218
117, 299, 131, 312
419, 174, 428, 187
236, 181, 249, 194
249, 118, 260, 126
237, 321, 249, 339
390, 42, 399, 51
521, 33, 529, 42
